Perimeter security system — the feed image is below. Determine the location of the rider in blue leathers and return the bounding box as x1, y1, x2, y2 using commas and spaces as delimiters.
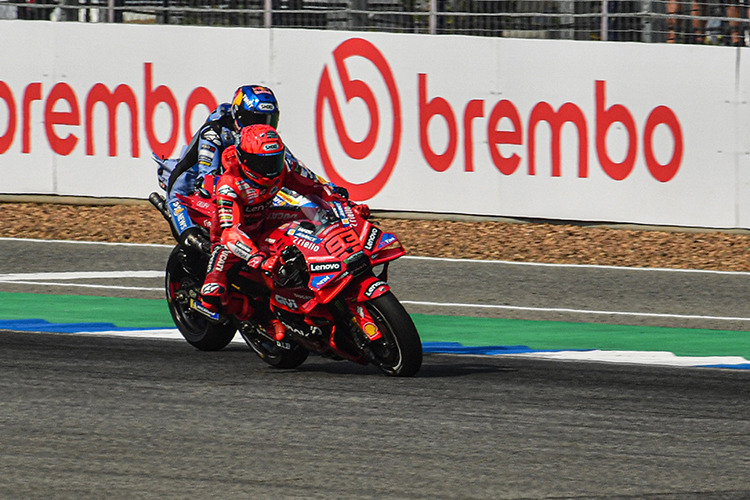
159, 85, 283, 248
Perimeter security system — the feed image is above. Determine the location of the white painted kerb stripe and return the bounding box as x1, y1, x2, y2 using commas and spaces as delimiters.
401, 300, 750, 322
2, 271, 750, 323
0, 271, 163, 281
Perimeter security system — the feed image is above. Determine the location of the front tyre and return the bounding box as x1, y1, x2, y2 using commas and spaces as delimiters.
165, 246, 236, 351
364, 292, 422, 377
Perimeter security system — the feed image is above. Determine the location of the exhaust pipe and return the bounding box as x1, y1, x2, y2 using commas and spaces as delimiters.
148, 192, 170, 221
149, 192, 210, 254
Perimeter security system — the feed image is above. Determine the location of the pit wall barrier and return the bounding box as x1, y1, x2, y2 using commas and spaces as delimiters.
1, 20, 748, 229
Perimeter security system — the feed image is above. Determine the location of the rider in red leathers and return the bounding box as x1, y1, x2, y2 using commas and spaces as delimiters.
194, 124, 369, 336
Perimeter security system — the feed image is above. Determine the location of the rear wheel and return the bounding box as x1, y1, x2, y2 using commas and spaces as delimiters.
165, 246, 236, 351
362, 292, 422, 377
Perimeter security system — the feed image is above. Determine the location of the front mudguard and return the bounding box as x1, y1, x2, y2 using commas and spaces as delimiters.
351, 276, 390, 302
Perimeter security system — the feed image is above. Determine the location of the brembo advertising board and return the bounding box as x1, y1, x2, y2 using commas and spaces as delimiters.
1, 21, 748, 228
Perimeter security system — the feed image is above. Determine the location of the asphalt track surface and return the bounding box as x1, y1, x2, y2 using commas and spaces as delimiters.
2, 239, 750, 499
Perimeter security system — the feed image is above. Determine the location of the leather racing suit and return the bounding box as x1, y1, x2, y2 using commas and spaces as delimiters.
198, 144, 344, 316
164, 104, 237, 242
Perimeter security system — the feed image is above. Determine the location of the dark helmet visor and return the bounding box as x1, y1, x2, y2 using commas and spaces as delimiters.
235, 109, 280, 129
238, 149, 284, 179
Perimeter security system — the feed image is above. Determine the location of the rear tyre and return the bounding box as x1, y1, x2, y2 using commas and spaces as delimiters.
364, 292, 422, 377
165, 246, 236, 351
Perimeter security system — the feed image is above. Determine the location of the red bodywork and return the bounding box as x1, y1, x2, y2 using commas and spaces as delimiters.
178, 182, 406, 364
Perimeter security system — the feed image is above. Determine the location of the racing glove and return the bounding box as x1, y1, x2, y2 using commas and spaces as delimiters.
352, 203, 371, 220
323, 184, 349, 202
247, 252, 280, 275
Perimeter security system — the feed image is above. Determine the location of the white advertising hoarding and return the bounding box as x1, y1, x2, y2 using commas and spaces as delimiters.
0, 21, 747, 228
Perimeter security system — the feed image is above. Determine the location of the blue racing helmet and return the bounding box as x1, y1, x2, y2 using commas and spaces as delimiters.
230, 85, 280, 131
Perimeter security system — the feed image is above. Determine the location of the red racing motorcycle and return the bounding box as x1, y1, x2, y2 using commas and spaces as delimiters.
148, 177, 422, 377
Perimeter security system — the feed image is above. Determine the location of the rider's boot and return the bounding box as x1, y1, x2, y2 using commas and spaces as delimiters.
194, 280, 226, 320
267, 318, 286, 342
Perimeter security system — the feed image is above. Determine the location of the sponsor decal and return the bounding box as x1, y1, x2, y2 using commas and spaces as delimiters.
345, 251, 369, 275
362, 322, 380, 339
364, 280, 388, 298
279, 318, 322, 338
364, 226, 381, 251
309, 261, 343, 273
377, 233, 397, 250
243, 203, 265, 214
274, 294, 299, 310
168, 199, 193, 232
258, 103, 276, 111
190, 299, 220, 321
288, 227, 322, 244
293, 238, 320, 252
330, 201, 350, 226
310, 274, 334, 289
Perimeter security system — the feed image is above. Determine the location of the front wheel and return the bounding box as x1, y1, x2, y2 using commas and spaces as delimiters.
362, 292, 422, 377
165, 246, 236, 351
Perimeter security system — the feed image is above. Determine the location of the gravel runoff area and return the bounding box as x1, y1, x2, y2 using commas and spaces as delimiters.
2, 197, 750, 272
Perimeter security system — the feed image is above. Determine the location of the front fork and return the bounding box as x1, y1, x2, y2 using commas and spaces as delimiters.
330, 298, 383, 363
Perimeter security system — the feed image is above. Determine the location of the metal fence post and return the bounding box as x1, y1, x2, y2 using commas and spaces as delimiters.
265, 0, 272, 27
560, 0, 574, 39
429, 0, 436, 34
601, 0, 608, 41
640, 0, 652, 42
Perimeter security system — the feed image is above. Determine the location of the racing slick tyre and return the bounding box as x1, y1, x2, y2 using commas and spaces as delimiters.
165, 245, 236, 351
364, 292, 422, 377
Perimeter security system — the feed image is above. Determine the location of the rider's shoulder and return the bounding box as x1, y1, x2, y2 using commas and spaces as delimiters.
206, 103, 232, 121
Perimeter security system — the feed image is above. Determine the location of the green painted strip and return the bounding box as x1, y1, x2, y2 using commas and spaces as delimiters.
413, 315, 750, 359
0, 292, 175, 328
1, 292, 749, 359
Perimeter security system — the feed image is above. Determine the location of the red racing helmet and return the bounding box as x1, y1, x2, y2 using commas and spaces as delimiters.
235, 124, 285, 187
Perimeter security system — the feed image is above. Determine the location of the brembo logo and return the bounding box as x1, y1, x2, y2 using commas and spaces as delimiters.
316, 38, 402, 200
316, 39, 684, 197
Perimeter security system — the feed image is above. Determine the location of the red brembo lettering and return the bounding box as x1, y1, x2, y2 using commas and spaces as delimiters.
488, 99, 522, 176
0, 82, 16, 154
418, 73, 457, 173
86, 83, 139, 157
643, 105, 682, 183
463, 99, 484, 172
44, 82, 80, 156
418, 75, 683, 182
184, 86, 217, 145
144, 62, 179, 160
529, 101, 588, 177
0, 63, 217, 159
22, 82, 42, 154
596, 79, 637, 180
